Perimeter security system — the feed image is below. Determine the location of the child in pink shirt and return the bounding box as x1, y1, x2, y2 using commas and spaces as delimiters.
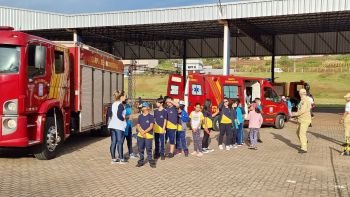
245, 104, 263, 150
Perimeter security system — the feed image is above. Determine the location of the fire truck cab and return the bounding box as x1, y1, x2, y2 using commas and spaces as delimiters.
167, 73, 289, 130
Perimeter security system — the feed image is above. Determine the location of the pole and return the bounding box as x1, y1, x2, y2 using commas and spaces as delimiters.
183, 39, 187, 88
271, 35, 275, 83
223, 21, 231, 76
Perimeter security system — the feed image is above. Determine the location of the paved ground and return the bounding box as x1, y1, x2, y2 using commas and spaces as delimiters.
0, 111, 349, 197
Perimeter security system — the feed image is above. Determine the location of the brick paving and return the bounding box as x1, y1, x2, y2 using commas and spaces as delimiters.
0, 112, 349, 197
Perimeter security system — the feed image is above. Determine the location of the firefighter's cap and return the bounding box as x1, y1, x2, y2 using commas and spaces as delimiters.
344, 93, 350, 98
299, 89, 307, 95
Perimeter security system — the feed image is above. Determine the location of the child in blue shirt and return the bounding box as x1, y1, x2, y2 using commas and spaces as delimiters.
124, 99, 137, 159
176, 103, 189, 157
136, 102, 155, 168
233, 99, 246, 146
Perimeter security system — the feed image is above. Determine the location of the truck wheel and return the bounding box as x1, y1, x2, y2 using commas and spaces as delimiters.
34, 116, 63, 160
213, 116, 220, 131
274, 115, 285, 129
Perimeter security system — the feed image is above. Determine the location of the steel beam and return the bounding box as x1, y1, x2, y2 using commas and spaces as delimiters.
223, 22, 231, 76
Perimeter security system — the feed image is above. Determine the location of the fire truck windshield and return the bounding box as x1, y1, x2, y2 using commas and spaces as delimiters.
0, 45, 20, 74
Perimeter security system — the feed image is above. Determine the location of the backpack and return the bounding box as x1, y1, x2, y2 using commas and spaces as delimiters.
181, 110, 190, 123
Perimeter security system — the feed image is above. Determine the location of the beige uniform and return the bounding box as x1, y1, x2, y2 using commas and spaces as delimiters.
344, 101, 350, 141
293, 96, 312, 151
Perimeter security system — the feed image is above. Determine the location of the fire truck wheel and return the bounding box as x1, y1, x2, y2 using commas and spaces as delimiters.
213, 116, 220, 131
274, 114, 286, 129
33, 116, 63, 160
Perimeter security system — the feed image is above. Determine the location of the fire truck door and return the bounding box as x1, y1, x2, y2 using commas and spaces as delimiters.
26, 44, 50, 111
262, 86, 281, 122
48, 47, 70, 108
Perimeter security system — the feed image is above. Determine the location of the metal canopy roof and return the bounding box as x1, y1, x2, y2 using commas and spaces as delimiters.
1, 0, 350, 59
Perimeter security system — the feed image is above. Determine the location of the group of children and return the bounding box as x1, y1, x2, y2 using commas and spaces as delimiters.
109, 90, 264, 168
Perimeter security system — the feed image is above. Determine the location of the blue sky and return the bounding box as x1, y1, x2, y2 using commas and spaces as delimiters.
0, 0, 237, 14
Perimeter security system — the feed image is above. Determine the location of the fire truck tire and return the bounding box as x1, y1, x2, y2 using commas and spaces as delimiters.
274, 114, 286, 129
213, 116, 220, 131
33, 116, 63, 160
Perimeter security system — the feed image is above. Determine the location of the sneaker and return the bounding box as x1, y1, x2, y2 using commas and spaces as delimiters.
191, 151, 198, 156
111, 159, 118, 164
237, 144, 242, 147
206, 148, 214, 153
149, 160, 156, 168
184, 150, 189, 157
232, 144, 238, 149
176, 149, 182, 155
154, 154, 160, 160
298, 150, 307, 154
118, 159, 128, 164
248, 146, 254, 149
197, 152, 203, 157
202, 149, 210, 154
168, 153, 174, 158
202, 148, 208, 151
161, 154, 165, 160
226, 146, 231, 151
219, 145, 224, 150
258, 139, 263, 143
136, 163, 144, 167
150, 163, 156, 168
129, 153, 138, 159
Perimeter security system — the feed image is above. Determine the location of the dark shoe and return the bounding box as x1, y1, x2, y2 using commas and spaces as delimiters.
258, 139, 263, 143
175, 149, 182, 155
342, 143, 348, 147
136, 162, 144, 167
184, 150, 189, 157
149, 161, 156, 168
154, 154, 160, 160
161, 154, 165, 160
298, 150, 307, 154
168, 153, 174, 158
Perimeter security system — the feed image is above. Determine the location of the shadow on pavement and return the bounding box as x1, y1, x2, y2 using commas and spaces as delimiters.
309, 131, 343, 146
57, 132, 108, 158
271, 132, 299, 151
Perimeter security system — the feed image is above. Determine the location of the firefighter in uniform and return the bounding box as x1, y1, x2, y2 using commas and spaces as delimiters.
340, 93, 350, 151
292, 89, 312, 154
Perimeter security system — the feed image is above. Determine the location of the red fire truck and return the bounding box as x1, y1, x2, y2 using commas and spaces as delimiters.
0, 27, 124, 159
167, 73, 289, 130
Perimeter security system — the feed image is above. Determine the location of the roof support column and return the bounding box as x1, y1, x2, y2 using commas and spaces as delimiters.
182, 39, 187, 88
73, 30, 81, 43
223, 21, 231, 76
271, 35, 276, 83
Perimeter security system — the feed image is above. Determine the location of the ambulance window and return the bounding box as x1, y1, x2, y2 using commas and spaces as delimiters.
170, 85, 179, 95
264, 87, 280, 102
54, 51, 64, 74
223, 85, 239, 99
191, 84, 202, 95
27, 45, 46, 78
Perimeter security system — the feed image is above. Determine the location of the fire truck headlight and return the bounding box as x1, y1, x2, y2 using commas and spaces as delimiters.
6, 119, 17, 129
3, 99, 18, 114
2, 118, 17, 135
